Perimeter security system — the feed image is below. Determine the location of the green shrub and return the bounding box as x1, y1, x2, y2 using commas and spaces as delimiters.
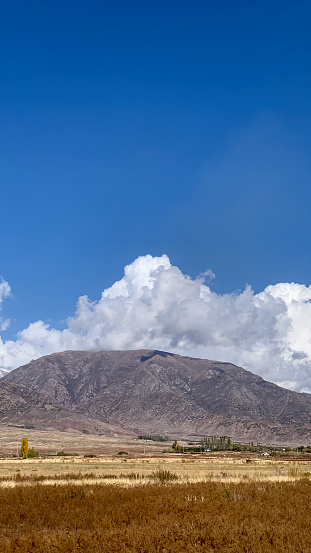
27, 448, 39, 458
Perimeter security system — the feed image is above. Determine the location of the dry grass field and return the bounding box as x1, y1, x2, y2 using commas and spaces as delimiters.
0, 425, 311, 486
0, 425, 151, 457
0, 454, 310, 487
1, 426, 311, 551
0, 479, 311, 552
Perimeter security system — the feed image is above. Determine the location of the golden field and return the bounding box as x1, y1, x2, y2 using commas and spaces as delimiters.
0, 453, 311, 487
0, 426, 311, 551
0, 479, 311, 551
0, 425, 310, 486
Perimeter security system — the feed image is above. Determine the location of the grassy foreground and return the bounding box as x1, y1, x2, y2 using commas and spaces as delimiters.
0, 454, 311, 485
0, 480, 311, 552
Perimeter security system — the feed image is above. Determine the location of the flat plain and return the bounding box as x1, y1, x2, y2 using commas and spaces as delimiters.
1, 451, 311, 487
1, 426, 311, 551
0, 425, 311, 486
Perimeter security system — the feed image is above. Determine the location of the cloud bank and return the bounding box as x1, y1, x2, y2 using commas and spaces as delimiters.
1, 254, 311, 392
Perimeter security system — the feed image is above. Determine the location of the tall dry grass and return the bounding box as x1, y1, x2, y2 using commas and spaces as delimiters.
0, 479, 310, 551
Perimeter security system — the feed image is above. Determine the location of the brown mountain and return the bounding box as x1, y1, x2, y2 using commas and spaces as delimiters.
3, 349, 311, 444
0, 380, 132, 436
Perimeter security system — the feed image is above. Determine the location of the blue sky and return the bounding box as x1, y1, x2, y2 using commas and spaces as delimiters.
1, 1, 311, 389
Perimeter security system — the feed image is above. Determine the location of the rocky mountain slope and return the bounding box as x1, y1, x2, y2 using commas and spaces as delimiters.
0, 380, 132, 436
3, 349, 311, 443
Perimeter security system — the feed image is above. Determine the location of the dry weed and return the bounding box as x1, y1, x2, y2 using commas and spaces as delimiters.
0, 480, 310, 551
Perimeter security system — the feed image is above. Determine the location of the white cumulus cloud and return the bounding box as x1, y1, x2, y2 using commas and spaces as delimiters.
0, 255, 311, 392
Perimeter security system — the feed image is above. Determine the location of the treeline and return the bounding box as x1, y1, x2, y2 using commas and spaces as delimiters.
171, 436, 281, 453
138, 435, 170, 442
201, 436, 232, 451
171, 436, 311, 454
172, 436, 232, 453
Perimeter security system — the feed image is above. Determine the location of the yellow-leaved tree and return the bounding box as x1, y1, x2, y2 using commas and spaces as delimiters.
21, 437, 29, 459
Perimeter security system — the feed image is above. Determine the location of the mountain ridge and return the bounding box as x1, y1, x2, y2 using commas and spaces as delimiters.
2, 349, 311, 444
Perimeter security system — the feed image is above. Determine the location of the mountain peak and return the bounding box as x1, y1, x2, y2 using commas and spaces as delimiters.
2, 349, 311, 444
